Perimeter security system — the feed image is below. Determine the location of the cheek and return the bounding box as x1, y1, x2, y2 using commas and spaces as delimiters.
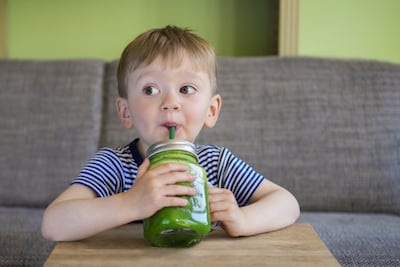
128, 95, 147, 114
131, 102, 157, 124
187, 104, 210, 124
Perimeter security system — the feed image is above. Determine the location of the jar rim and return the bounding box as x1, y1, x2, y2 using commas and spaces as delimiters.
146, 140, 198, 160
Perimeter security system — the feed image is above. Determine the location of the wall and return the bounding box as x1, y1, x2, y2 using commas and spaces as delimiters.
6, 0, 277, 60
299, 0, 400, 63
0, 0, 6, 58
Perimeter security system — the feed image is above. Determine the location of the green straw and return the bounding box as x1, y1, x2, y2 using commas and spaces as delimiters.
169, 126, 175, 140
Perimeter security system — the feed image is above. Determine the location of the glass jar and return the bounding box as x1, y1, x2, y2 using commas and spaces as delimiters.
143, 140, 211, 247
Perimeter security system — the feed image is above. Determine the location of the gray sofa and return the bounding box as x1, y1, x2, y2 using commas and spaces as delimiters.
1, 57, 399, 267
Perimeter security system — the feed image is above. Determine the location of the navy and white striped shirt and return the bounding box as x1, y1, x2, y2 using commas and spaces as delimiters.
72, 139, 265, 207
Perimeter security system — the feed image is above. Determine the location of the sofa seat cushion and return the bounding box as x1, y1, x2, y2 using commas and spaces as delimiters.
298, 212, 400, 267
0, 207, 55, 267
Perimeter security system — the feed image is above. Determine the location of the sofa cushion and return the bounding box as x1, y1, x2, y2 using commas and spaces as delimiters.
298, 212, 400, 267
0, 60, 104, 207
100, 60, 134, 148
195, 57, 400, 214
0, 207, 55, 267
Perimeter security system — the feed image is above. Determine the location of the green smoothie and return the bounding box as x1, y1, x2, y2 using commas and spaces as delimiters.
143, 141, 211, 247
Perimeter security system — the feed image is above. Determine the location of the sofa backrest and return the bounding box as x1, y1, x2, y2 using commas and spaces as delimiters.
0, 60, 104, 207
206, 57, 400, 214
2, 57, 398, 214
99, 61, 133, 148
102, 57, 400, 214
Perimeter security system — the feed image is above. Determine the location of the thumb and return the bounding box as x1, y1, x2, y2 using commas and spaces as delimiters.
137, 158, 150, 180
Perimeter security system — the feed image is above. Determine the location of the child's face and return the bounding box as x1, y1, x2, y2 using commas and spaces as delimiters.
117, 54, 221, 154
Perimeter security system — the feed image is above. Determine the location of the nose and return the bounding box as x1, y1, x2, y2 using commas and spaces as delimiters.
161, 91, 180, 111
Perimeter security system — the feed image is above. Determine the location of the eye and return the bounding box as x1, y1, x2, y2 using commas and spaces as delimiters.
179, 85, 196, 95
143, 86, 160, 96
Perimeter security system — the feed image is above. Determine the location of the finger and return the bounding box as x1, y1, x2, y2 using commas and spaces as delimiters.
208, 187, 222, 194
136, 158, 150, 179
209, 199, 231, 213
165, 183, 196, 197
151, 162, 188, 175
208, 193, 226, 203
208, 188, 235, 202
159, 172, 197, 186
208, 187, 230, 196
210, 211, 221, 222
161, 196, 189, 207
210, 209, 230, 223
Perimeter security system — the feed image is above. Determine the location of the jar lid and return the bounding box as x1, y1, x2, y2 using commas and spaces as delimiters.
146, 140, 198, 160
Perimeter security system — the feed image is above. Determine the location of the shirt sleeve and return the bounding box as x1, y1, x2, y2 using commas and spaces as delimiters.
217, 147, 266, 207
71, 148, 125, 197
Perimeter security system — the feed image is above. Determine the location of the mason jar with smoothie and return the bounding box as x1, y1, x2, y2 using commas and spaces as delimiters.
143, 132, 211, 247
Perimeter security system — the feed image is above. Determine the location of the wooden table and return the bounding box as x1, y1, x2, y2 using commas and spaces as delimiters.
44, 223, 340, 267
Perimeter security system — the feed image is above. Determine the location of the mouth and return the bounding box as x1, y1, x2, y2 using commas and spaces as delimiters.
162, 122, 178, 140
163, 122, 178, 128
162, 122, 179, 135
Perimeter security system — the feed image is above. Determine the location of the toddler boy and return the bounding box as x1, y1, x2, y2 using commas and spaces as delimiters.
42, 25, 299, 241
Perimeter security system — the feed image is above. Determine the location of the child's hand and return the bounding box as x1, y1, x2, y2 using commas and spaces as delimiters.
208, 187, 246, 237
127, 158, 196, 219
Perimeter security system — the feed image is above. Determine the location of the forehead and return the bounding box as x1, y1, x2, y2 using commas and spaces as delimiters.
130, 54, 211, 80
130, 57, 209, 85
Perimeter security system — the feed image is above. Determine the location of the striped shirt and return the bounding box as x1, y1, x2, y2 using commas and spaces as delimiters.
72, 139, 265, 207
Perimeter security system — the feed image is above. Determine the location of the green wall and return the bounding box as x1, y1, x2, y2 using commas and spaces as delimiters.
7, 0, 275, 60
299, 0, 400, 63
9, 0, 398, 63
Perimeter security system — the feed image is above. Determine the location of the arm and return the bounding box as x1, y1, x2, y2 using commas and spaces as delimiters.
208, 179, 300, 237
42, 184, 131, 241
41, 159, 196, 241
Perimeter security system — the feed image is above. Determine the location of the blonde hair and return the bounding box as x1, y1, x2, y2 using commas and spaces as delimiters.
117, 25, 217, 98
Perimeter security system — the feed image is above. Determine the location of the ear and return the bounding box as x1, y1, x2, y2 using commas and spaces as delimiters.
116, 97, 134, 129
204, 94, 222, 128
